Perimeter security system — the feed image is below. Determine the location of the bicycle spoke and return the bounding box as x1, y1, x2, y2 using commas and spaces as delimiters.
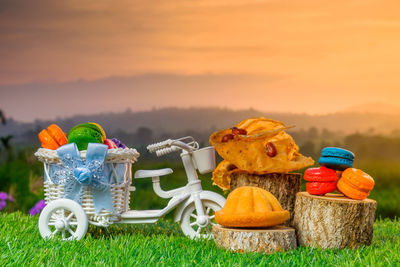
190, 222, 197, 226
66, 213, 74, 221
196, 227, 202, 235
51, 214, 59, 221
67, 227, 75, 236
69, 221, 78, 225
190, 213, 197, 219
206, 207, 211, 215
209, 215, 215, 219
52, 229, 59, 236
59, 208, 65, 219
62, 230, 65, 239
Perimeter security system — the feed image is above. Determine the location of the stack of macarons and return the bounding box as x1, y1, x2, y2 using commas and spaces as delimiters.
304, 147, 375, 200
38, 122, 128, 151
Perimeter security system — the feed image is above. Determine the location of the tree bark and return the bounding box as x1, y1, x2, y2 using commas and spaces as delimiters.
230, 172, 301, 226
293, 192, 377, 249
212, 225, 297, 254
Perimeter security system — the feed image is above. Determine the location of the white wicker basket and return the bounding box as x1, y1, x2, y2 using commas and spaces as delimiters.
35, 147, 140, 226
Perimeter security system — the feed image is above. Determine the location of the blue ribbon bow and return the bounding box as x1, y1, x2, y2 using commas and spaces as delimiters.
52, 143, 114, 214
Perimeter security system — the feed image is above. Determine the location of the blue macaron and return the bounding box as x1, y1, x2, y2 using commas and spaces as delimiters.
318, 147, 355, 171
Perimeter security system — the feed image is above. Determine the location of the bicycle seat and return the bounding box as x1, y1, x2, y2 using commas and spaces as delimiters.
134, 168, 173, 179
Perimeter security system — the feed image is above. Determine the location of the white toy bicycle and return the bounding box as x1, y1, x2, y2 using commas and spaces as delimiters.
36, 136, 226, 240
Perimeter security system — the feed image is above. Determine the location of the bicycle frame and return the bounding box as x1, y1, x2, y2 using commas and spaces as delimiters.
118, 143, 205, 222
151, 149, 208, 225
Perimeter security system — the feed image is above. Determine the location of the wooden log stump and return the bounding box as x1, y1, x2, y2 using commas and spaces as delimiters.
212, 225, 297, 254
230, 172, 301, 226
293, 192, 377, 249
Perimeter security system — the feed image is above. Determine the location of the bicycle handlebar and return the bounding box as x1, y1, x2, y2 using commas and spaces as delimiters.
155, 146, 181, 157
147, 139, 172, 153
147, 137, 198, 157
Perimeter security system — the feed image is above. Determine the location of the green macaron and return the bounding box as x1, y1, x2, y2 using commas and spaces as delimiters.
67, 123, 105, 151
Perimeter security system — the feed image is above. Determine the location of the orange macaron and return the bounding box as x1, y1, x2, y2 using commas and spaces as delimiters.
337, 168, 375, 200
38, 124, 68, 150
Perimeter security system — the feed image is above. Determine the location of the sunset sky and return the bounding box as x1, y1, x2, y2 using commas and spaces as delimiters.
1, 0, 400, 122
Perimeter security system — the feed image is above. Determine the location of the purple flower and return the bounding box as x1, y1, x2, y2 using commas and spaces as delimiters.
36, 200, 46, 209
29, 207, 38, 216
0, 192, 15, 211
29, 208, 38, 216
0, 200, 6, 211
0, 192, 8, 200
30, 200, 46, 216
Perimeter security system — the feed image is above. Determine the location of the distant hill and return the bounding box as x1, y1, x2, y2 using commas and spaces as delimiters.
341, 102, 400, 115
1, 107, 400, 142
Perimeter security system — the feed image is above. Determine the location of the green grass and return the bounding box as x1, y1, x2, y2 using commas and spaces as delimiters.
0, 213, 399, 266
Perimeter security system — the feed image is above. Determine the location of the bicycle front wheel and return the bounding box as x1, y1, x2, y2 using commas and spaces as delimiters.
180, 199, 222, 239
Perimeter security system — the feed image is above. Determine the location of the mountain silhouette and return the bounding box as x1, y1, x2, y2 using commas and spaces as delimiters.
1, 107, 400, 143
340, 102, 400, 115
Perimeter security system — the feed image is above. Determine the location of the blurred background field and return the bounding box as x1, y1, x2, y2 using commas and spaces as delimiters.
1, 0, 400, 223
1, 108, 399, 219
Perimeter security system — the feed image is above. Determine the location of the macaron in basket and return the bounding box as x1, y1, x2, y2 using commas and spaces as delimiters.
39, 124, 68, 150
38, 122, 129, 151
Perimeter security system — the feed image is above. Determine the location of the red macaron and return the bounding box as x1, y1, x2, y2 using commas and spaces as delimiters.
304, 166, 338, 195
